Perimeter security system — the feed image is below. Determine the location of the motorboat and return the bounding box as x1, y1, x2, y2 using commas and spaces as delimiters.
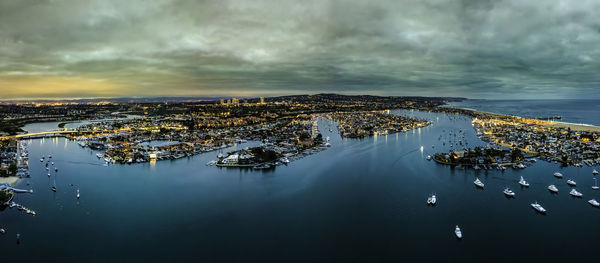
51, 186, 56, 192
503, 188, 515, 197
589, 199, 600, 207
548, 184, 558, 193
593, 169, 598, 175
569, 189, 583, 197
206, 160, 217, 166
553, 172, 563, 178
531, 202, 546, 213
76, 189, 80, 199
567, 180, 576, 186
474, 178, 484, 188
455, 225, 462, 239
519, 176, 529, 187
427, 194, 437, 205
426, 155, 432, 160
593, 178, 599, 190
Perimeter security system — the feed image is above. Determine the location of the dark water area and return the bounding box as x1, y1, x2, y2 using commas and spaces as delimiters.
1, 110, 599, 262
449, 99, 600, 126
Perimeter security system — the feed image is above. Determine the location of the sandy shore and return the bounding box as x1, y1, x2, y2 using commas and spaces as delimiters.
546, 122, 600, 133
0, 176, 20, 185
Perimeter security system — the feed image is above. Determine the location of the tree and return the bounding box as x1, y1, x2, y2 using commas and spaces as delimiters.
8, 163, 17, 176
511, 148, 523, 162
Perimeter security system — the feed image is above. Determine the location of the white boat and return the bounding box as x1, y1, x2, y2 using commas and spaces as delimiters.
548, 184, 558, 193
473, 165, 481, 170
519, 176, 530, 187
567, 180, 576, 186
76, 189, 80, 199
96, 153, 104, 158
589, 199, 600, 207
455, 225, 462, 239
503, 188, 515, 197
426, 155, 432, 160
593, 178, 599, 190
430, 194, 437, 205
553, 172, 563, 178
206, 160, 217, 166
569, 189, 583, 197
593, 169, 598, 175
516, 163, 526, 169
531, 202, 546, 213
474, 178, 484, 188
40, 158, 44, 162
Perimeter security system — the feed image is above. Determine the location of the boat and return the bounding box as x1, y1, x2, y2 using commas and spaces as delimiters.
427, 194, 437, 205
455, 225, 462, 239
54, 167, 58, 172
593, 169, 598, 175
426, 155, 432, 160
593, 178, 599, 190
47, 173, 50, 177
206, 160, 217, 166
48, 155, 52, 159
474, 178, 484, 188
553, 172, 563, 178
548, 184, 558, 193
519, 176, 530, 187
0, 228, 5, 234
567, 180, 576, 186
589, 199, 600, 207
569, 189, 583, 197
503, 187, 515, 197
531, 202, 546, 213
40, 158, 43, 162
76, 189, 80, 199
51, 162, 54, 166
96, 153, 103, 158
51, 186, 56, 192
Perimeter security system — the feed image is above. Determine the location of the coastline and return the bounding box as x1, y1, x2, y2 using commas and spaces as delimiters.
448, 106, 600, 133
0, 176, 20, 185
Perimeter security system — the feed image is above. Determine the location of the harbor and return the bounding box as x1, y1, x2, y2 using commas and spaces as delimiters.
1, 108, 599, 261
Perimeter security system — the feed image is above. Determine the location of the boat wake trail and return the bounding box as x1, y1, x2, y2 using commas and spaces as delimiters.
392, 147, 420, 167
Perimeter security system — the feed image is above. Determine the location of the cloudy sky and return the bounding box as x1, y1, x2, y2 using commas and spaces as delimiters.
1, 0, 599, 99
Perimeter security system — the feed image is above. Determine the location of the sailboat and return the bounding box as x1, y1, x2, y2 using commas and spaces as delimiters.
474, 178, 484, 188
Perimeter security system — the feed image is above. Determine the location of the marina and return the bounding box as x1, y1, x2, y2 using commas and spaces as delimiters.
1, 107, 599, 261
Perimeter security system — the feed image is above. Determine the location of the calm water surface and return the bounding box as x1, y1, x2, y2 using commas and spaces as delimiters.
1, 110, 599, 262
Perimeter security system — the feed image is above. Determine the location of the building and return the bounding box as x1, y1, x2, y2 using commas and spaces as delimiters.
260, 97, 265, 104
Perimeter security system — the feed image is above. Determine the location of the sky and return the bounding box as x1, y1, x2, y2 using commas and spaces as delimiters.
1, 0, 599, 100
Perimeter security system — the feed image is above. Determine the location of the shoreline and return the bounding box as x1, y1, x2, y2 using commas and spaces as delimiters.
447, 106, 600, 133
0, 176, 20, 185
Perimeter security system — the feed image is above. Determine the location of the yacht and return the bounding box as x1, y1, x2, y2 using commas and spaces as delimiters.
503, 188, 515, 197
593, 178, 599, 190
567, 180, 576, 186
54, 167, 58, 172
589, 199, 600, 207
76, 189, 80, 199
593, 169, 598, 175
553, 172, 563, 178
96, 153, 103, 158
548, 184, 558, 193
426, 155, 432, 161
474, 178, 484, 188
518, 176, 530, 187
40, 158, 44, 162
531, 202, 546, 213
569, 189, 583, 197
455, 225, 462, 239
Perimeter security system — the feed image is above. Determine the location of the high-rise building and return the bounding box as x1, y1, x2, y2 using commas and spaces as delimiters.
260, 97, 265, 104
231, 98, 239, 105
219, 99, 224, 105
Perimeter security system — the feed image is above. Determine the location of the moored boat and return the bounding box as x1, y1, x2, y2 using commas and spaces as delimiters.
455, 225, 462, 239
531, 202, 546, 213
567, 179, 576, 186
474, 178, 484, 188
589, 199, 600, 207
553, 172, 563, 178
569, 189, 583, 197
548, 184, 558, 193
519, 176, 529, 187
503, 187, 515, 197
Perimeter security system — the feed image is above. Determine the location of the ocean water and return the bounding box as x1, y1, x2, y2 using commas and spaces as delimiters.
0, 109, 599, 262
449, 99, 600, 126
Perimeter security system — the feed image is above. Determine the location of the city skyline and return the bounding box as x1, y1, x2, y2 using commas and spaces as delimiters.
2, 0, 600, 100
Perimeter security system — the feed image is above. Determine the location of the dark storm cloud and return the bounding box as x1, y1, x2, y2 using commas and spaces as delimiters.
1, 0, 599, 99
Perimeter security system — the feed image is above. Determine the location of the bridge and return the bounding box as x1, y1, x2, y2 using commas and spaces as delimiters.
0, 130, 79, 140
